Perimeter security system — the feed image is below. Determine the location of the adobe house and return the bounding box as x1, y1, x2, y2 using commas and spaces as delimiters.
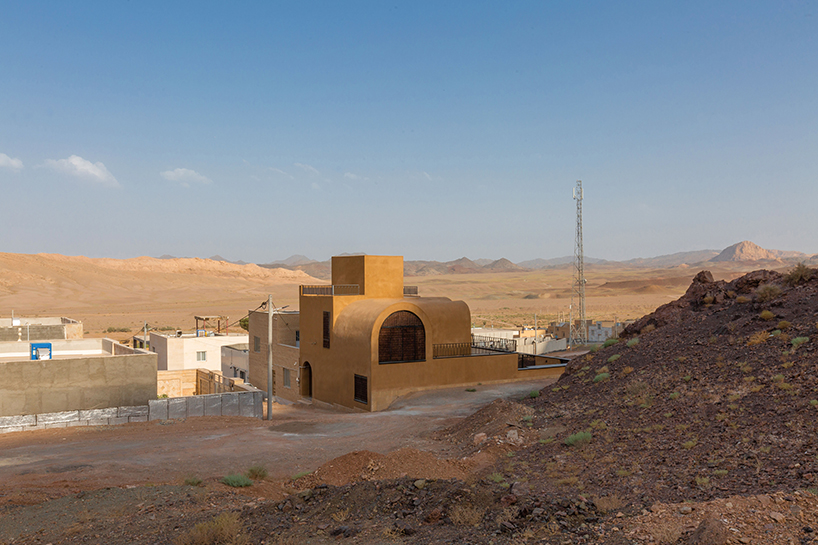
294, 255, 565, 411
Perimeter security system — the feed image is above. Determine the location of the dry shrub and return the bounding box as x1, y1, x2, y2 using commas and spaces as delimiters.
735, 295, 750, 304
592, 494, 625, 513
747, 331, 769, 346
777, 320, 791, 330
651, 521, 684, 544
785, 262, 813, 286
175, 512, 248, 545
621, 366, 634, 375
331, 508, 350, 522
759, 310, 775, 321
626, 381, 650, 397
450, 505, 485, 526
756, 284, 782, 303
703, 295, 714, 305
641, 324, 656, 334
495, 507, 520, 526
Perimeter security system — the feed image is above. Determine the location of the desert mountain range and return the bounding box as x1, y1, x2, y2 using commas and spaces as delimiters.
251, 241, 815, 280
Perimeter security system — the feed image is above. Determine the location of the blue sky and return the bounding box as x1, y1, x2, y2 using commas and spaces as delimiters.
1, 1, 816, 263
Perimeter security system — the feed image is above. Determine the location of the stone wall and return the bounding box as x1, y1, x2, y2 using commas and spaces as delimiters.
0, 325, 67, 342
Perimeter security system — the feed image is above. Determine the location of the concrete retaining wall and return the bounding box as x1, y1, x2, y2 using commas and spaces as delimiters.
0, 405, 149, 433
148, 390, 263, 421
0, 390, 264, 434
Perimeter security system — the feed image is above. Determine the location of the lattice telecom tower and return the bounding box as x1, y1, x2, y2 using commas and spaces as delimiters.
568, 180, 587, 347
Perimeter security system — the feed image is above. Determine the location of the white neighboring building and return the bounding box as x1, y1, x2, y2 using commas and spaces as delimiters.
470, 327, 567, 355
149, 331, 248, 372
221, 343, 249, 380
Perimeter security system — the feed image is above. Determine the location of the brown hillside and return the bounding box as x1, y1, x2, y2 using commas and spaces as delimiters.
513, 265, 818, 508
0, 253, 317, 333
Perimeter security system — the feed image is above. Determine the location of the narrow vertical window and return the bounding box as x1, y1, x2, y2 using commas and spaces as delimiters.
354, 374, 368, 404
253, 336, 260, 352
323, 311, 331, 349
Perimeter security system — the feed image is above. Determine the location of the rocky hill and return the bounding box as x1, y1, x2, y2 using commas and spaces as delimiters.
710, 240, 810, 263
514, 265, 817, 511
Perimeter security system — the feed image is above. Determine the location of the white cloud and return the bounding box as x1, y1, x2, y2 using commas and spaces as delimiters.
343, 171, 368, 181
44, 155, 119, 187
0, 153, 23, 171
422, 171, 433, 181
160, 168, 212, 188
294, 162, 320, 176
269, 167, 294, 179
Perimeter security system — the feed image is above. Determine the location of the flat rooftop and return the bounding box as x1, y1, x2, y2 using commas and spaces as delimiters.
0, 338, 147, 363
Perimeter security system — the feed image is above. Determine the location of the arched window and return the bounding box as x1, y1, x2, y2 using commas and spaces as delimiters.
378, 311, 426, 363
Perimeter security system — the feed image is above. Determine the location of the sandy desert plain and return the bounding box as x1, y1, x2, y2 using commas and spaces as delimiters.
0, 251, 780, 336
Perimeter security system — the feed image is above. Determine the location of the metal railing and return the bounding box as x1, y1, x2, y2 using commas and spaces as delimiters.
433, 342, 517, 359
518, 353, 569, 370
471, 334, 517, 353
403, 286, 419, 296
300, 284, 360, 296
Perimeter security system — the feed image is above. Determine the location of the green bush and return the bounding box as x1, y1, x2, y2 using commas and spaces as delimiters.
564, 431, 592, 447
529, 390, 540, 398
488, 472, 504, 483
626, 338, 639, 348
792, 337, 810, 350
593, 372, 610, 383
184, 476, 203, 487
221, 474, 253, 487
607, 354, 621, 363
602, 338, 619, 348
291, 471, 311, 480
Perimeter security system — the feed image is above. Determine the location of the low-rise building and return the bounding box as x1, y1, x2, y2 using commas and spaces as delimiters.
248, 310, 301, 403
0, 336, 156, 417
0, 316, 83, 342
221, 343, 249, 380
149, 330, 248, 372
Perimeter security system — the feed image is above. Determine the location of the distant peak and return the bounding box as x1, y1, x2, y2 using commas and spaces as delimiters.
710, 241, 779, 262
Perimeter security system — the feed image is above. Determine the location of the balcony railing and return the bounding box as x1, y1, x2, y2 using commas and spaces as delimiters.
471, 334, 517, 353
433, 342, 513, 359
403, 285, 419, 297
300, 284, 360, 296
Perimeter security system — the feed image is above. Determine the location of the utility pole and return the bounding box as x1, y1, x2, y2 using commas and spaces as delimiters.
267, 294, 273, 420
569, 180, 587, 347
144, 322, 148, 350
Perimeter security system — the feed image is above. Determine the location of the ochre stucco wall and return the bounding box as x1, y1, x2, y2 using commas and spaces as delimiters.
370, 354, 564, 411
298, 254, 565, 412
0, 354, 157, 416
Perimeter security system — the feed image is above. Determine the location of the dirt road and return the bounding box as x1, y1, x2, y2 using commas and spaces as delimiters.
0, 379, 552, 507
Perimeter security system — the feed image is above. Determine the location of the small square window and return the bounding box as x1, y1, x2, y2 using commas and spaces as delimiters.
196, 351, 207, 362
